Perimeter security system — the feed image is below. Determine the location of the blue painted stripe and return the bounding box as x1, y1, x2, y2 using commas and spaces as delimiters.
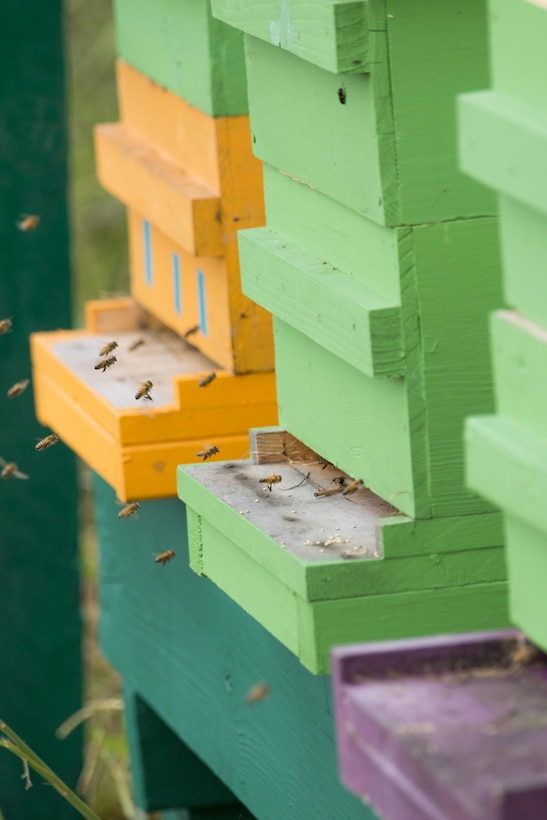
198, 269, 207, 336
172, 252, 182, 315
143, 219, 153, 286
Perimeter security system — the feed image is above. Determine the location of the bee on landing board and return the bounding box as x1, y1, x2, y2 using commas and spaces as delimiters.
98, 340, 118, 357
0, 457, 29, 480
0, 318, 13, 335
246, 682, 271, 704
259, 473, 282, 492
155, 550, 175, 566
7, 379, 30, 398
16, 214, 40, 232
184, 325, 200, 339
342, 478, 363, 496
198, 372, 216, 388
35, 433, 59, 451
117, 501, 141, 519
197, 446, 219, 461
135, 380, 153, 401
94, 355, 117, 372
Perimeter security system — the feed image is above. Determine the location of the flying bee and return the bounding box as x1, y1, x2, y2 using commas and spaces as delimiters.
342, 478, 363, 496
197, 446, 220, 461
135, 380, 153, 401
155, 550, 176, 566
337, 87, 347, 105
128, 338, 145, 352
94, 355, 117, 372
98, 340, 118, 357
117, 501, 141, 519
35, 433, 59, 451
16, 214, 40, 232
184, 325, 200, 339
246, 682, 271, 704
0, 457, 29, 480
198, 372, 216, 388
0, 318, 13, 335
259, 473, 282, 492
7, 379, 30, 398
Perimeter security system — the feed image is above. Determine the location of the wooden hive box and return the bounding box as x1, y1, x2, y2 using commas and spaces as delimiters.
332, 631, 547, 820
30, 298, 277, 502
214, 0, 496, 226
95, 60, 273, 373
177, 428, 508, 675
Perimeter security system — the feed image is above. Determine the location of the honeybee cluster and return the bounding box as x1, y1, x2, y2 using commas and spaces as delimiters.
93, 338, 156, 404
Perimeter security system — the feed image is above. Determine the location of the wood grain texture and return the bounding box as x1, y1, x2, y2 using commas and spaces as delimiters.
211, 0, 372, 74
113, 0, 248, 116
94, 475, 373, 819
94, 123, 223, 257
238, 226, 404, 378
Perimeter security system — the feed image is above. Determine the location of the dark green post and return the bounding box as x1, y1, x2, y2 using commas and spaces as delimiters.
0, 2, 81, 818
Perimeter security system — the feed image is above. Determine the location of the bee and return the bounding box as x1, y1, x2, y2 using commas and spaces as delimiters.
35, 433, 59, 451
246, 682, 271, 704
16, 214, 40, 232
7, 379, 30, 398
128, 338, 145, 352
342, 478, 363, 496
117, 501, 141, 519
0, 318, 13, 335
259, 473, 282, 492
184, 325, 200, 339
135, 380, 153, 401
99, 340, 118, 357
509, 634, 539, 669
199, 372, 216, 388
337, 87, 347, 105
197, 446, 220, 461
94, 355, 117, 372
155, 550, 176, 566
0, 457, 29, 480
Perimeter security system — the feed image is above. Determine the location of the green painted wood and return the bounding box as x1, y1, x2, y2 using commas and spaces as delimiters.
489, 0, 547, 114
94, 474, 374, 819
504, 515, 547, 654
113, 0, 248, 116
379, 512, 504, 559
490, 310, 547, 441
498, 195, 547, 328
211, 0, 372, 74
0, 3, 81, 818
124, 682, 245, 812
238, 227, 404, 378
459, 90, 547, 218
244, 0, 495, 227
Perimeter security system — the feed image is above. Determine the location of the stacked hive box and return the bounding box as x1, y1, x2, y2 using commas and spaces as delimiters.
177, 0, 510, 676
461, 0, 547, 652
30, 0, 278, 502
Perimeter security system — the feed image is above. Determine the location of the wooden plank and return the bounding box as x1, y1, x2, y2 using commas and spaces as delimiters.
459, 90, 547, 218
504, 515, 547, 653
94, 123, 223, 256
113, 0, 248, 117
95, 475, 373, 819
379, 512, 504, 559
211, 0, 372, 74
0, 2, 81, 816
238, 226, 404, 378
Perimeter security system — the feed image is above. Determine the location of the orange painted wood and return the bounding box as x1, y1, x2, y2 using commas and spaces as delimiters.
30, 298, 278, 500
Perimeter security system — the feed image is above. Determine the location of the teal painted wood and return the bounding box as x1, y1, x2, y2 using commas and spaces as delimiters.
0, 3, 81, 818
94, 474, 374, 819
124, 682, 246, 812
238, 227, 404, 378
113, 0, 248, 116
211, 0, 372, 74
243, 0, 495, 227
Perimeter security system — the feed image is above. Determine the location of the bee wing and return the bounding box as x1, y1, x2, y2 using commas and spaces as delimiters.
14, 470, 29, 480
0, 457, 7, 467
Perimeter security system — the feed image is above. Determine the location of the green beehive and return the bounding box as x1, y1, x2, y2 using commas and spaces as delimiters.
461, 0, 547, 650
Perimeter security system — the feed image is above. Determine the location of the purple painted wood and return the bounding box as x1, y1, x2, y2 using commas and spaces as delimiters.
333, 631, 547, 820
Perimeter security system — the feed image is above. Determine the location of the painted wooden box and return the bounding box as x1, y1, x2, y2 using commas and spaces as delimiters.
95, 60, 273, 373
30, 298, 277, 502
94, 472, 376, 819
332, 631, 547, 820
113, 0, 248, 117
177, 427, 508, 675
213, 0, 496, 227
